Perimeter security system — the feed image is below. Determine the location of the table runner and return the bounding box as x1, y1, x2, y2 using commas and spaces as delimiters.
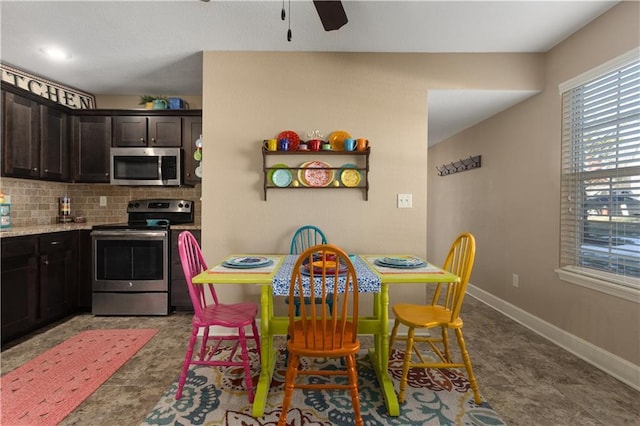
272, 255, 381, 296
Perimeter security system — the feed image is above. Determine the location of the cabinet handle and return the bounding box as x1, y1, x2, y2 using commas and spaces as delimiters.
43, 259, 49, 265
151, 138, 156, 144
49, 241, 61, 245
32, 167, 38, 172
140, 138, 145, 142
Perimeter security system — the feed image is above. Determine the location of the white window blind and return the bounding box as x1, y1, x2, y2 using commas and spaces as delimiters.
560, 57, 640, 289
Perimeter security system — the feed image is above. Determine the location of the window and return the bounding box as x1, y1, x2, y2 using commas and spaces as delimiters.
559, 51, 640, 299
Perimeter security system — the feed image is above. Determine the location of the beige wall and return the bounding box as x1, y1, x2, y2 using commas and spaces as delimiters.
199, 52, 543, 314
428, 2, 639, 365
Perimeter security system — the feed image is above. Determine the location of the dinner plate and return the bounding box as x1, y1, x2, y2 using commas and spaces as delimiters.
340, 168, 361, 187
381, 256, 425, 266
374, 259, 426, 269
301, 161, 334, 187
268, 163, 289, 184
328, 130, 351, 151
300, 262, 348, 276
277, 130, 300, 151
271, 168, 292, 187
223, 256, 273, 269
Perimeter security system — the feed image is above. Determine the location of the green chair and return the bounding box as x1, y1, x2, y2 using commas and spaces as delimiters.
288, 225, 334, 316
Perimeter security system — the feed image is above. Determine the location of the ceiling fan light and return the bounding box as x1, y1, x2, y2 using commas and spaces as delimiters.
40, 47, 71, 61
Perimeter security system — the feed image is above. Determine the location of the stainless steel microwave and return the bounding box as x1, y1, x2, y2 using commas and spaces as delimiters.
110, 147, 181, 186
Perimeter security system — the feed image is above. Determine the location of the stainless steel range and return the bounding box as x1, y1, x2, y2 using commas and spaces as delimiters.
91, 199, 194, 315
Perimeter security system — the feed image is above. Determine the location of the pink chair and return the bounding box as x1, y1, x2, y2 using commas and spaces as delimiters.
176, 231, 261, 402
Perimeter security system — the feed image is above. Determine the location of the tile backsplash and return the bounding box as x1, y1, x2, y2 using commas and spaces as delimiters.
0, 177, 201, 227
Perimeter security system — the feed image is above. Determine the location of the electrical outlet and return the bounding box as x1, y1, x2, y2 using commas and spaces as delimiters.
397, 193, 413, 208
99, 196, 107, 207
512, 274, 519, 288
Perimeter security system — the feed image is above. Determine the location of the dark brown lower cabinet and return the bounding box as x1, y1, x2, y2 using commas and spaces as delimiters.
1, 236, 39, 344
1, 232, 78, 347
171, 229, 200, 312
39, 232, 77, 322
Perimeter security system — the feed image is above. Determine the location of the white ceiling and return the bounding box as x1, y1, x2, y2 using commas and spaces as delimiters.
0, 0, 618, 145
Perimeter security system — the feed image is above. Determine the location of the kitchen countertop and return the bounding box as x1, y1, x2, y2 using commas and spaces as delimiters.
0, 223, 200, 238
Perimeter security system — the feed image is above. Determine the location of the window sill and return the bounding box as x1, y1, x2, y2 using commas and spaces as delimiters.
555, 266, 640, 303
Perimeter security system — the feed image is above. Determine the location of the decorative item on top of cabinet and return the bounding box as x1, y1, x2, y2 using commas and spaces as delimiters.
113, 115, 181, 147
262, 146, 370, 201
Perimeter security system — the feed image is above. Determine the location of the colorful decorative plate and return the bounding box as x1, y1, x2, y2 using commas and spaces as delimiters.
277, 130, 300, 151
301, 161, 334, 187
271, 168, 292, 187
340, 164, 362, 187
268, 163, 289, 184
328, 130, 351, 151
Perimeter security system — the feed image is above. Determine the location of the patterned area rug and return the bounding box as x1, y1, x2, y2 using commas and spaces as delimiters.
142, 346, 505, 425
1, 329, 158, 426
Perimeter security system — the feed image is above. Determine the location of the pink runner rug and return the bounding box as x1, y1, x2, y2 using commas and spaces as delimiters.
1, 328, 158, 426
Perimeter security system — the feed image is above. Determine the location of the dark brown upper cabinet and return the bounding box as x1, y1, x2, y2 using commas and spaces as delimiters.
2, 90, 69, 181
113, 116, 182, 147
182, 116, 202, 185
72, 115, 112, 183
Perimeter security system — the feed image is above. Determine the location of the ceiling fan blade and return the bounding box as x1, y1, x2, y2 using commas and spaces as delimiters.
313, 0, 348, 31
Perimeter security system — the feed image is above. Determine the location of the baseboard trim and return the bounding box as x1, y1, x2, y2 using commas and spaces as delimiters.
466, 284, 640, 391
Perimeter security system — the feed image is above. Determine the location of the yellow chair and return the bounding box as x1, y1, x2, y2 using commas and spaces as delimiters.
388, 232, 481, 404
278, 244, 363, 426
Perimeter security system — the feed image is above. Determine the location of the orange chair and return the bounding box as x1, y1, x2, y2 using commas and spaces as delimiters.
176, 231, 261, 402
278, 244, 363, 426
389, 232, 481, 404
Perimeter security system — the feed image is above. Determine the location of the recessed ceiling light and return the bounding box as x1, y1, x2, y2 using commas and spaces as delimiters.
40, 47, 71, 61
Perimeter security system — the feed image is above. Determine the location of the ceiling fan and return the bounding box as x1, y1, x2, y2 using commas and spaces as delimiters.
282, 0, 348, 41
313, 0, 348, 31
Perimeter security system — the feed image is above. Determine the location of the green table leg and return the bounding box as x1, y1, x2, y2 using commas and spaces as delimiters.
369, 348, 400, 416
252, 285, 275, 417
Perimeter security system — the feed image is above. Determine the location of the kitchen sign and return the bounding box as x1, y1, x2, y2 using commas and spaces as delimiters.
1, 63, 95, 109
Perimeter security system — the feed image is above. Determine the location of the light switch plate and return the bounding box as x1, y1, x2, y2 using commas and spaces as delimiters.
99, 196, 107, 206
397, 193, 412, 208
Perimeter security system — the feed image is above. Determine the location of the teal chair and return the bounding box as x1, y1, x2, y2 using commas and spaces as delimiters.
288, 225, 334, 316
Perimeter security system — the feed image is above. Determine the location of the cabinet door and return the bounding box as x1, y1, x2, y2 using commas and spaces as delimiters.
113, 116, 147, 146
1, 236, 39, 346
171, 229, 200, 312
149, 116, 181, 147
39, 232, 77, 322
182, 116, 202, 185
72, 115, 111, 182
40, 105, 70, 181
2, 91, 40, 178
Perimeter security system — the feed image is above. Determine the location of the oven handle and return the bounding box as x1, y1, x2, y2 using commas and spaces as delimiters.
91, 230, 168, 238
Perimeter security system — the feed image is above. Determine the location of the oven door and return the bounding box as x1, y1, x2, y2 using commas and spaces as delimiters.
92, 229, 168, 291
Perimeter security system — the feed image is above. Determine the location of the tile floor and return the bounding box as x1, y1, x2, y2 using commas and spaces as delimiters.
1, 296, 639, 425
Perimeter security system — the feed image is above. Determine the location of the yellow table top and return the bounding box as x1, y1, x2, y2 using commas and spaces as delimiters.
192, 254, 458, 285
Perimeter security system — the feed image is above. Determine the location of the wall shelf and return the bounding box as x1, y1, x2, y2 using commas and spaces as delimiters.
262, 147, 370, 201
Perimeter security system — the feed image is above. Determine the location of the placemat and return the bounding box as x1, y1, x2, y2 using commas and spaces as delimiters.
207, 256, 281, 274
365, 256, 445, 274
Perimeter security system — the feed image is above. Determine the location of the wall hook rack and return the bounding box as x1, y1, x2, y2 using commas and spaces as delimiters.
436, 155, 481, 176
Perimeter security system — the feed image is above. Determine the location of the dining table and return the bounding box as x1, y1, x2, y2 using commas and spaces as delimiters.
192, 253, 459, 417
